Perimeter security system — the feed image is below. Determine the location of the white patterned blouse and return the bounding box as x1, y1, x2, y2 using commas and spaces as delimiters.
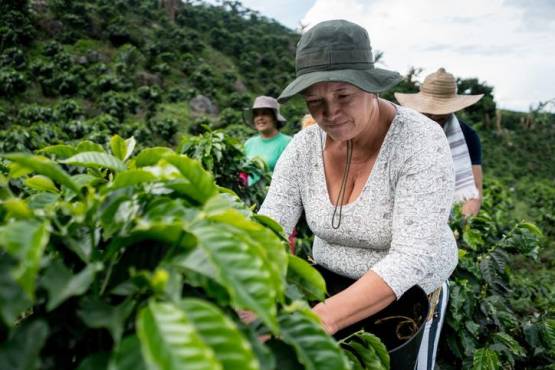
259, 106, 458, 297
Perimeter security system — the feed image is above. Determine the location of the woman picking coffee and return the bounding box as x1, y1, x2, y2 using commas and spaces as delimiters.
259, 19, 458, 370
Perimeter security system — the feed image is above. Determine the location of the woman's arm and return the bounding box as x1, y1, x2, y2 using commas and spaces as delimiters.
462, 165, 483, 217
312, 270, 395, 334
372, 128, 455, 297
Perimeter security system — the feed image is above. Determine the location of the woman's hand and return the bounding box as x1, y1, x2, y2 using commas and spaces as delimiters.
238, 310, 257, 324
312, 302, 339, 335
462, 198, 481, 218
237, 310, 271, 342
310, 270, 395, 336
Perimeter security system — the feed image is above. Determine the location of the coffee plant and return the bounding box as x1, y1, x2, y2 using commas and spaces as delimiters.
439, 179, 555, 369
0, 136, 388, 370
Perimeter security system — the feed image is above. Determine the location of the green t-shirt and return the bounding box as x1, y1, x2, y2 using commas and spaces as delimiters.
244, 132, 292, 184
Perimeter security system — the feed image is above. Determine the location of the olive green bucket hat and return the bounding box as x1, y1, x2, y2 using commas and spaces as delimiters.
278, 19, 402, 103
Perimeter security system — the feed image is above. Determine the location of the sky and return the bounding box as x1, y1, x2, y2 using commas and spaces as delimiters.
207, 0, 555, 112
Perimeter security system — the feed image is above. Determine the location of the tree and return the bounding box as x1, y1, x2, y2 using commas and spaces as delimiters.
456, 77, 497, 127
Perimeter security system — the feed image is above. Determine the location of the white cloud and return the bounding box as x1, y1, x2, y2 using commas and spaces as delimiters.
301, 0, 555, 111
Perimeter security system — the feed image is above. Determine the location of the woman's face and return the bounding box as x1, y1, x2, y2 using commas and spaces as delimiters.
253, 108, 277, 134
303, 82, 376, 141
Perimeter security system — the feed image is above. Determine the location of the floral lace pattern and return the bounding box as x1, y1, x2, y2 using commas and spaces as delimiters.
259, 106, 458, 297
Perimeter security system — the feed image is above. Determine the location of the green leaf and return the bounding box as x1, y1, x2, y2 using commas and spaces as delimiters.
179, 298, 260, 370
164, 154, 217, 204
343, 351, 364, 370
0, 174, 14, 200
0, 255, 32, 326
63, 151, 127, 172
72, 174, 105, 188
192, 222, 279, 333
253, 214, 286, 237
108, 336, 147, 370
341, 331, 389, 370
134, 147, 174, 167
136, 301, 221, 370
24, 175, 59, 193
8, 161, 33, 178
0, 220, 49, 298
105, 222, 197, 259
278, 304, 350, 370
2, 198, 33, 218
111, 135, 136, 162
0, 320, 49, 370
41, 259, 102, 311
542, 319, 555, 349
2, 153, 80, 194
173, 249, 231, 306
518, 222, 543, 237
78, 297, 134, 343
472, 348, 500, 370
356, 332, 389, 369
76, 140, 105, 153
463, 225, 484, 250
265, 339, 303, 370
346, 341, 385, 370
492, 332, 526, 358
286, 255, 327, 301
77, 353, 110, 370
111, 169, 157, 190
38, 144, 77, 159
174, 247, 216, 279
206, 207, 287, 302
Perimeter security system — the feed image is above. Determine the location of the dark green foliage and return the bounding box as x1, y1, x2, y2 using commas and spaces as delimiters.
147, 118, 178, 144
0, 0, 302, 152
17, 105, 55, 126
0, 48, 27, 70
217, 107, 243, 128
0, 1, 36, 51
0, 68, 27, 97
438, 179, 554, 369
479, 125, 555, 184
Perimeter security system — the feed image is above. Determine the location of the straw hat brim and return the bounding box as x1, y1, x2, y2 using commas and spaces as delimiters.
278, 68, 402, 103
394, 92, 484, 115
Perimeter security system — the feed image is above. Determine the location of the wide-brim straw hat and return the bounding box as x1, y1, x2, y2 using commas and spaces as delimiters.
394, 68, 484, 115
278, 19, 402, 103
244, 96, 287, 129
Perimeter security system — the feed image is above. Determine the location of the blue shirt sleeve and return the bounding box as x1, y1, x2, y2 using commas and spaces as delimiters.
459, 120, 482, 165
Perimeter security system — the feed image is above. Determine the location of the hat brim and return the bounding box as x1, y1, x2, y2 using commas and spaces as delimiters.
278, 68, 402, 103
394, 92, 484, 115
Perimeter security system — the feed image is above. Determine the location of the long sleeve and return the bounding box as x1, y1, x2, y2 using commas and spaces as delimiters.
371, 130, 456, 298
258, 135, 304, 235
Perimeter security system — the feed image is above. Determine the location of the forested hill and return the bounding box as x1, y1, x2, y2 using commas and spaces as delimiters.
0, 0, 303, 152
